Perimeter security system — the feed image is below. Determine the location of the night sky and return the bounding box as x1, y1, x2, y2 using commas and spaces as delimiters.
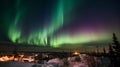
0, 0, 120, 49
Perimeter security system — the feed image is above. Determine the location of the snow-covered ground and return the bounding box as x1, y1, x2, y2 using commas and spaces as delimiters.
0, 61, 34, 67
0, 54, 110, 67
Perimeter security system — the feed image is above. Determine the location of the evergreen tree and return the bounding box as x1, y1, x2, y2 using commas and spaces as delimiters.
109, 44, 114, 57
103, 47, 106, 56
108, 44, 115, 67
112, 33, 120, 56
110, 33, 120, 66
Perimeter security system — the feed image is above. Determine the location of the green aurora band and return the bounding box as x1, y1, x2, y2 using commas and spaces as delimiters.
51, 32, 110, 47
9, 0, 78, 46
8, 0, 22, 43
6, 0, 110, 48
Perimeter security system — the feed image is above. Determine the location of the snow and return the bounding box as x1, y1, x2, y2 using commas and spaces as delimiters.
0, 54, 110, 67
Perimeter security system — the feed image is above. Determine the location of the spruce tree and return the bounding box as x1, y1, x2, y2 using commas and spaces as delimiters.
109, 44, 115, 67
111, 33, 120, 66
112, 33, 120, 56
109, 44, 114, 57
103, 47, 106, 56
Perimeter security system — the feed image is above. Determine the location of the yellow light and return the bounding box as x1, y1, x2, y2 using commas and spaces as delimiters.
73, 51, 80, 55
0, 56, 9, 62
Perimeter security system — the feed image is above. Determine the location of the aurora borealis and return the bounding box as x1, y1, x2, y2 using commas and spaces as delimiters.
0, 0, 120, 49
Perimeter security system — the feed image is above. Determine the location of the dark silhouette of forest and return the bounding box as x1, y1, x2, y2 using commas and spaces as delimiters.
108, 33, 120, 67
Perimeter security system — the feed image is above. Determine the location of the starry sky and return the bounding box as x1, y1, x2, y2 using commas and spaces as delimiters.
0, 0, 120, 49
